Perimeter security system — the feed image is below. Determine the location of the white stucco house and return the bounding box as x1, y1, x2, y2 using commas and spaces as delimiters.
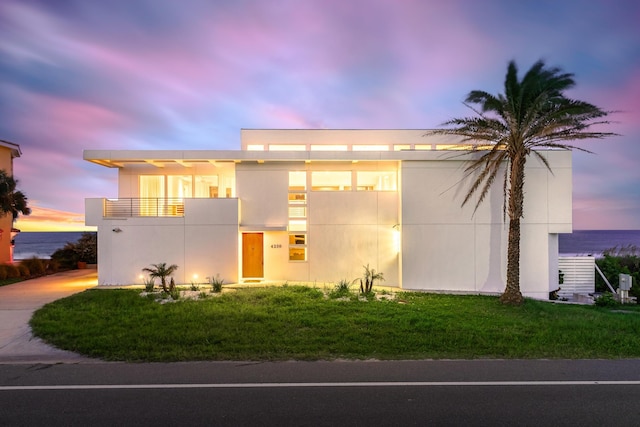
85, 129, 572, 299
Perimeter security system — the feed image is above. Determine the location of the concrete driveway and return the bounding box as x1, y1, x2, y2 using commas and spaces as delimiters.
0, 268, 98, 364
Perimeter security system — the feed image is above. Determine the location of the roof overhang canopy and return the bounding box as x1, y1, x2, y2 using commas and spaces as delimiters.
83, 149, 481, 168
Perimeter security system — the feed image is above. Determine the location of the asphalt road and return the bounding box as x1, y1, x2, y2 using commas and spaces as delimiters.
2, 359, 640, 426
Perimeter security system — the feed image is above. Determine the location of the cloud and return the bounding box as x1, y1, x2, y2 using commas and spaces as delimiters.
0, 0, 639, 229
14, 204, 94, 232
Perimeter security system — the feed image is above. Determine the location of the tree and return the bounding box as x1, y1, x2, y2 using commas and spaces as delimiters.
430, 60, 616, 305
142, 262, 179, 292
50, 232, 98, 269
0, 170, 31, 220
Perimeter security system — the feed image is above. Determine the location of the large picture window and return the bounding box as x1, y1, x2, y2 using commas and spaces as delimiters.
167, 175, 192, 198
139, 176, 165, 216
311, 171, 352, 191
195, 175, 219, 198
356, 171, 397, 191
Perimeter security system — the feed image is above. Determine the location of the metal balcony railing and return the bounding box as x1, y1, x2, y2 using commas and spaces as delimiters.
104, 198, 186, 218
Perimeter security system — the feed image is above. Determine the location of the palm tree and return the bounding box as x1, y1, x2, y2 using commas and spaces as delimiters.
0, 170, 31, 220
430, 60, 616, 305
142, 262, 179, 292
357, 264, 385, 294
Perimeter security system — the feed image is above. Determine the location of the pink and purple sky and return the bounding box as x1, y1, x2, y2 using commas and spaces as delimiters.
1, 0, 638, 231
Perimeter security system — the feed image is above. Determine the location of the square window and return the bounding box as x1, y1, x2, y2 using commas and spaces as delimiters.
289, 206, 306, 218
289, 247, 306, 261
288, 220, 307, 232
289, 234, 306, 245
289, 171, 306, 191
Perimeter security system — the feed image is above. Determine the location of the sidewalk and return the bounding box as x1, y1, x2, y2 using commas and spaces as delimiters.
0, 268, 98, 364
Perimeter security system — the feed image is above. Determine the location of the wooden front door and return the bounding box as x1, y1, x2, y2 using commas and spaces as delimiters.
242, 233, 264, 278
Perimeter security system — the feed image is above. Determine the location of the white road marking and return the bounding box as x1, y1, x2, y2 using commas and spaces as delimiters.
2, 381, 640, 391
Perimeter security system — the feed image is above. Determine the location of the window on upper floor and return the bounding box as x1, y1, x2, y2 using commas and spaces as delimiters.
311, 171, 352, 191
167, 175, 192, 198
195, 175, 219, 198
139, 176, 165, 199
356, 171, 397, 191
289, 171, 306, 191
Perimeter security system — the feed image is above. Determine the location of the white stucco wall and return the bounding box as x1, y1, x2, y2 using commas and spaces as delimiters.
85, 142, 571, 299
86, 198, 238, 286
236, 163, 288, 228
235, 161, 399, 285
400, 150, 572, 299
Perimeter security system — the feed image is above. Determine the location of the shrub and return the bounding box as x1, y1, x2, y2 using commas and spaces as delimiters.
50, 247, 77, 270
208, 275, 224, 293
17, 264, 30, 278
143, 277, 155, 292
20, 257, 46, 277
594, 293, 620, 307
50, 232, 98, 269
169, 285, 180, 300
329, 279, 353, 299
0, 265, 7, 280
6, 264, 21, 278
596, 248, 640, 299
46, 259, 60, 274
2, 264, 21, 278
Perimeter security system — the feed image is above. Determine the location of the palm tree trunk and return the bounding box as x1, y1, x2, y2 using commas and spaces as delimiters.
500, 154, 525, 305
501, 217, 524, 304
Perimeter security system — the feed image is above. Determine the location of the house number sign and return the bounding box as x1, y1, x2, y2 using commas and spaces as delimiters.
270, 244, 282, 249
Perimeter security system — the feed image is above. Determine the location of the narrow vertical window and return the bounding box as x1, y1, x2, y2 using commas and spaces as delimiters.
289, 171, 307, 261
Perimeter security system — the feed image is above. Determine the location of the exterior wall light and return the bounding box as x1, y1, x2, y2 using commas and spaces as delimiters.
392, 224, 400, 253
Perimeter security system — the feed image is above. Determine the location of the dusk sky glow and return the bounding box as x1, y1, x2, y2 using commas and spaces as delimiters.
1, 0, 638, 231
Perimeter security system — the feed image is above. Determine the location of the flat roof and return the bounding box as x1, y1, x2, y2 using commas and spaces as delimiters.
83, 148, 482, 168
82, 129, 569, 168
84, 129, 477, 167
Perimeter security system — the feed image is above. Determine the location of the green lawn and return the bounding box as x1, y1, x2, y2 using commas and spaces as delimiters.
30, 286, 640, 362
0, 278, 23, 288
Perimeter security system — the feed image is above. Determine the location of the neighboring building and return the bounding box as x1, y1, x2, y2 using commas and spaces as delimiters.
0, 140, 22, 264
85, 129, 572, 299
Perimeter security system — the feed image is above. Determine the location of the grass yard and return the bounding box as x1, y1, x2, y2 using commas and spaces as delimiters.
30, 286, 640, 362
0, 278, 23, 288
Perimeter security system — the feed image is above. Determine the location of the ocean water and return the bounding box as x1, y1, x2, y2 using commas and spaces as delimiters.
13, 231, 91, 260
559, 230, 640, 256
12, 230, 640, 260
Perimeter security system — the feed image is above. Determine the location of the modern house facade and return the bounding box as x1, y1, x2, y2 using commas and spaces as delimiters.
0, 139, 22, 264
85, 129, 572, 299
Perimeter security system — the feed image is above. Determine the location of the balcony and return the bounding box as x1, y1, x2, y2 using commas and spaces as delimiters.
86, 197, 239, 228
103, 198, 186, 218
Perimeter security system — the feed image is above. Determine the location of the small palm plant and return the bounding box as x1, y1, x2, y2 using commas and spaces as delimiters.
142, 263, 178, 292
357, 264, 384, 295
